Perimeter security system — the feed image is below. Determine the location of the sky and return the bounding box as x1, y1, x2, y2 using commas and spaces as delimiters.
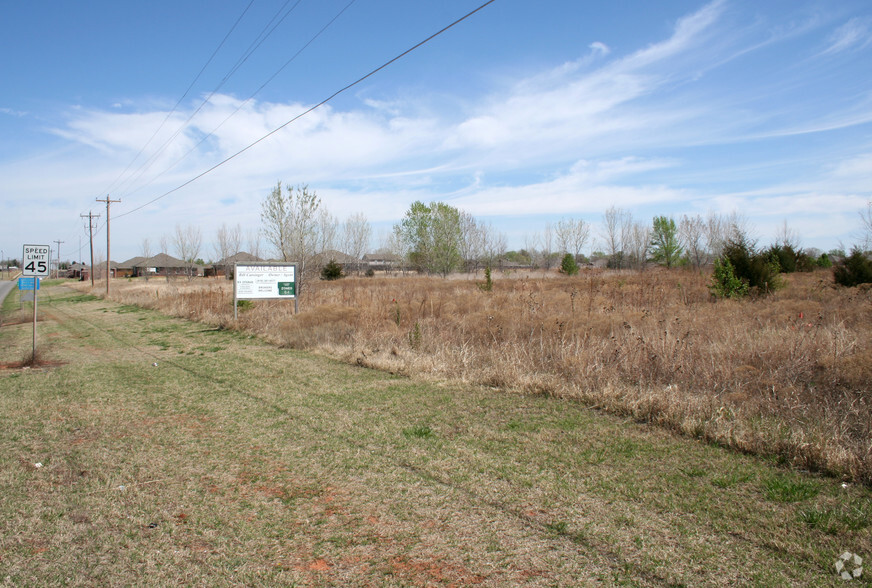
1, 0, 871, 264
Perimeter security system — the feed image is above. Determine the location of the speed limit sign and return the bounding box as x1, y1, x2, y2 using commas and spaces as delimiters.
22, 244, 51, 277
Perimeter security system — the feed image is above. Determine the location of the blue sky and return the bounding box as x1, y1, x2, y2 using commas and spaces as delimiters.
1, 0, 871, 263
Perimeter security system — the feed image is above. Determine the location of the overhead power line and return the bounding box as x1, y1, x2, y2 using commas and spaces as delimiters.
117, 0, 359, 204
103, 0, 258, 198
117, 0, 499, 220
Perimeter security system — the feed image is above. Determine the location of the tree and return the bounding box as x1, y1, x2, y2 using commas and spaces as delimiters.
320, 259, 343, 281
679, 214, 706, 269
602, 206, 630, 269
626, 221, 651, 270
560, 253, 579, 276
709, 257, 748, 299
833, 248, 872, 287
214, 223, 242, 279
260, 182, 322, 278
555, 217, 591, 260
649, 216, 683, 268
140, 238, 152, 281
343, 212, 372, 275
260, 181, 290, 260
173, 224, 202, 280
396, 201, 463, 277
246, 228, 262, 259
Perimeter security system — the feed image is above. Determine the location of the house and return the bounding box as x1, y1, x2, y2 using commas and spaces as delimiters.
205, 252, 264, 278
122, 253, 197, 278
313, 250, 359, 272
362, 252, 403, 272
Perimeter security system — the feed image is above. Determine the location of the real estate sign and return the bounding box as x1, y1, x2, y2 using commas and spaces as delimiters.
233, 262, 298, 318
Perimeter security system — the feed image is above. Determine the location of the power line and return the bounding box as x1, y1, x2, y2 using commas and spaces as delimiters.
109, 0, 307, 201
116, 0, 359, 202
103, 0, 259, 198
116, 0, 499, 220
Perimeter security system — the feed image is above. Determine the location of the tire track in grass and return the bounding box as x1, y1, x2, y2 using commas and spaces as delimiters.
44, 291, 688, 585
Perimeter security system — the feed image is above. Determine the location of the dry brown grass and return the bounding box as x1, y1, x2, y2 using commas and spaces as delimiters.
75, 268, 872, 483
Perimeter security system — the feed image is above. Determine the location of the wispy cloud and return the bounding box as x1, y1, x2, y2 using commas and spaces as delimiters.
7, 0, 869, 257
0, 107, 27, 117
821, 17, 872, 55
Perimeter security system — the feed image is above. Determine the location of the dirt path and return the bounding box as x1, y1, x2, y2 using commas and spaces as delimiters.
0, 285, 869, 586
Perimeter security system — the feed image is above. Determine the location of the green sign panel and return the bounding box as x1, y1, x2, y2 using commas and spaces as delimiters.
277, 282, 295, 296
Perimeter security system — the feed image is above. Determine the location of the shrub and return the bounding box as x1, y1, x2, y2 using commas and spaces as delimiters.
766, 245, 816, 274
722, 238, 782, 294
560, 253, 579, 276
833, 249, 872, 287
320, 259, 343, 281
816, 253, 832, 268
709, 258, 748, 299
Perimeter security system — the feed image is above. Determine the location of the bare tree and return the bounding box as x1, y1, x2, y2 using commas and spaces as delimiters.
679, 214, 706, 268
706, 211, 752, 260
539, 223, 557, 272
626, 221, 650, 270
478, 222, 506, 271
343, 212, 372, 275
173, 224, 202, 280
774, 219, 801, 250
260, 182, 323, 278
246, 228, 262, 259
381, 229, 409, 275
160, 235, 171, 282
260, 181, 290, 259
214, 223, 242, 278
555, 217, 591, 259
141, 238, 152, 281
316, 209, 339, 255
602, 206, 631, 268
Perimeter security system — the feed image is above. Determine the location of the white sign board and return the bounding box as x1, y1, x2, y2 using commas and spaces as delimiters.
22, 244, 50, 277
235, 263, 297, 300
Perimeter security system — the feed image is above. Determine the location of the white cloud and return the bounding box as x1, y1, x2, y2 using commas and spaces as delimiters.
821, 17, 872, 55
588, 41, 610, 57
4, 0, 870, 258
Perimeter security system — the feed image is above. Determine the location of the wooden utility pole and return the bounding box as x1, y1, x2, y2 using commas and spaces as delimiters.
96, 196, 120, 295
81, 211, 100, 286
53, 240, 64, 278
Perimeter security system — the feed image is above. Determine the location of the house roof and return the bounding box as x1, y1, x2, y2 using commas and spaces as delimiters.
218, 251, 264, 265
125, 252, 187, 268
362, 252, 401, 262
314, 250, 358, 264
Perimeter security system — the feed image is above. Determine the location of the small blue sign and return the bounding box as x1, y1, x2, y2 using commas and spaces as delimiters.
18, 277, 40, 291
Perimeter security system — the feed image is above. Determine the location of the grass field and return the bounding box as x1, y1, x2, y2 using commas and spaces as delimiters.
0, 282, 870, 585
69, 268, 872, 485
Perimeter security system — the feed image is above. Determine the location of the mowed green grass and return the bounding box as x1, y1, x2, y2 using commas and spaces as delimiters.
0, 284, 870, 586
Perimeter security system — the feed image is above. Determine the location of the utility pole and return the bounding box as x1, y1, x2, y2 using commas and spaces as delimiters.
81, 211, 100, 287
96, 196, 120, 295
53, 240, 64, 279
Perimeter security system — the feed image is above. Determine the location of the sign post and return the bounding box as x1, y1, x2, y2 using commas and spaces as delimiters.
22, 244, 50, 359
233, 262, 298, 320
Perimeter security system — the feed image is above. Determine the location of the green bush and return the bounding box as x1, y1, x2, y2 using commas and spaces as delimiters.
722, 238, 782, 294
816, 253, 832, 268
560, 253, 579, 276
320, 259, 343, 281
833, 249, 872, 287
766, 245, 815, 273
709, 258, 748, 299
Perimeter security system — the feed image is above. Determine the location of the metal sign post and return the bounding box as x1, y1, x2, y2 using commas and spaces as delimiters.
18, 277, 41, 357
22, 245, 50, 359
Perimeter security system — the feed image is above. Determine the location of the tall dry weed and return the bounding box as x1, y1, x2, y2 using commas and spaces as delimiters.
74, 269, 872, 483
